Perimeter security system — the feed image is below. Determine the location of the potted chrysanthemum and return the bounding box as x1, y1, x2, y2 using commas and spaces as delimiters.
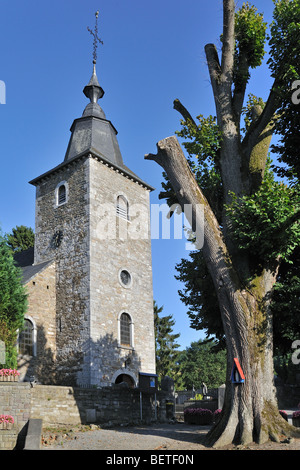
184, 408, 213, 425
0, 415, 14, 430
0, 369, 20, 382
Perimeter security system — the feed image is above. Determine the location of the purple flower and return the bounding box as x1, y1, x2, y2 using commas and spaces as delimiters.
184, 408, 213, 416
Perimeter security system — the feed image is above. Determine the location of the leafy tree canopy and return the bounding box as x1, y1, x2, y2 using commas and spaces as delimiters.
225, 161, 300, 267
177, 340, 226, 390
268, 0, 300, 181
162, 0, 300, 353
5, 225, 34, 253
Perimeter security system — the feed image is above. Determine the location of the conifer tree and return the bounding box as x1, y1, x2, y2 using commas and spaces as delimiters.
0, 235, 27, 368
5, 225, 34, 253
154, 301, 180, 382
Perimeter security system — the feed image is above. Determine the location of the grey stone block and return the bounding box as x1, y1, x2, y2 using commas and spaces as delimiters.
24, 419, 43, 450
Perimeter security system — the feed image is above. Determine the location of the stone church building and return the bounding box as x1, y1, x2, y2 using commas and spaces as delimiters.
15, 62, 156, 388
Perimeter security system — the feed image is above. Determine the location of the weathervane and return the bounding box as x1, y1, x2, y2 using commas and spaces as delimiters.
87, 10, 103, 65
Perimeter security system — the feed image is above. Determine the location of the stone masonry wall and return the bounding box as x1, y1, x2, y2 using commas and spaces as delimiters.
0, 383, 167, 449
34, 157, 90, 385
0, 383, 31, 449
18, 262, 56, 383
30, 384, 166, 426
89, 157, 156, 386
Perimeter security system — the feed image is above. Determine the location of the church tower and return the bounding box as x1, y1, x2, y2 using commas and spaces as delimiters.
28, 20, 156, 387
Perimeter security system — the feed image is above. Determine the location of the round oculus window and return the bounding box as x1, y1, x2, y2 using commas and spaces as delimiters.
119, 269, 132, 287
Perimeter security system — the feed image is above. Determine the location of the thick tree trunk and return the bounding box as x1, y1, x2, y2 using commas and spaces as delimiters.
207, 276, 283, 447
145, 136, 299, 447
145, 0, 300, 447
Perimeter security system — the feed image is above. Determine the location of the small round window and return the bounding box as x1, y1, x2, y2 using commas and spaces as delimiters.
119, 269, 132, 288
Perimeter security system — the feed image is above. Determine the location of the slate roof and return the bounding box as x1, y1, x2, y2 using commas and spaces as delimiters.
14, 247, 53, 285
29, 64, 154, 191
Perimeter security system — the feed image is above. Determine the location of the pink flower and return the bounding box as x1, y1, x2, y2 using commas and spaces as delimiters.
0, 415, 14, 424
0, 368, 20, 376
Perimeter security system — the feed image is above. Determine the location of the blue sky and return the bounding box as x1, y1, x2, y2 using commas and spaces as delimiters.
0, 0, 277, 349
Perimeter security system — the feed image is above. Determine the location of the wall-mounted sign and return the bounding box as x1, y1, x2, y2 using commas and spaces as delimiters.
138, 372, 158, 391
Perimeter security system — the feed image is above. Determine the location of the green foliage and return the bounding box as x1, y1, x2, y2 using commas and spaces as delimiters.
193, 393, 203, 400
175, 250, 224, 348
271, 247, 300, 355
160, 0, 300, 358
268, 0, 300, 181
225, 162, 300, 264
173, 114, 223, 220
272, 104, 300, 182
176, 114, 222, 166
154, 302, 181, 382
0, 235, 27, 368
274, 352, 300, 383
268, 0, 300, 84
5, 225, 34, 253
177, 340, 226, 390
175, 245, 300, 357
241, 93, 266, 134
233, 2, 267, 87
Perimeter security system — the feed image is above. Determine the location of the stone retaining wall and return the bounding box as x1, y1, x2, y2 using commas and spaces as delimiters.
0, 430, 19, 450
0, 382, 31, 449
0, 382, 167, 449
31, 384, 166, 426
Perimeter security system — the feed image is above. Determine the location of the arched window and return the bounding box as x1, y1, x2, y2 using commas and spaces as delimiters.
120, 312, 132, 347
55, 181, 68, 207
58, 184, 66, 205
116, 195, 129, 220
19, 319, 34, 356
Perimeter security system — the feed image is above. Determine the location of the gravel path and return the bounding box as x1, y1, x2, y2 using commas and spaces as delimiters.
42, 423, 211, 451
41, 418, 300, 451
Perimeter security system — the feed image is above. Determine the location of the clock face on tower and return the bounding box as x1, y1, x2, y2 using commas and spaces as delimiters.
52, 230, 63, 248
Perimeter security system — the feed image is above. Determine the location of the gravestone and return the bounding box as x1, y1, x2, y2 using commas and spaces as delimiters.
218, 384, 226, 409
0, 340, 5, 365
161, 376, 175, 420
161, 376, 174, 398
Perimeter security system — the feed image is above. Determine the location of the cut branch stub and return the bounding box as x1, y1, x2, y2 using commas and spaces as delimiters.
145, 136, 236, 287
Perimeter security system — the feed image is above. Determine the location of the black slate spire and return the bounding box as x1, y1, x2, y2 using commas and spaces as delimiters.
29, 12, 153, 191
64, 61, 124, 168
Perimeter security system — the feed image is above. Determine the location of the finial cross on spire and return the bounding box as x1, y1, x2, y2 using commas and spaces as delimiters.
87, 10, 103, 64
